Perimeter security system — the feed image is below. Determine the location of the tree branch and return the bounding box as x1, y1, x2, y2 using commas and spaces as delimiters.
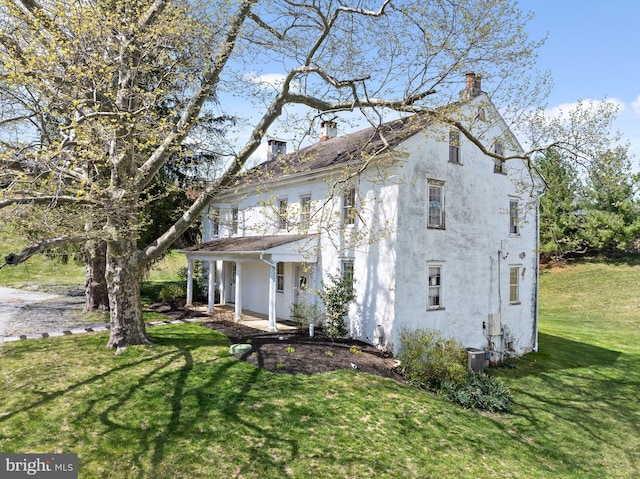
0, 194, 98, 209
1, 234, 87, 269
135, 0, 258, 192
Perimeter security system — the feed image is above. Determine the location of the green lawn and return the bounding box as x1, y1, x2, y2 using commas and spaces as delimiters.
0, 258, 639, 478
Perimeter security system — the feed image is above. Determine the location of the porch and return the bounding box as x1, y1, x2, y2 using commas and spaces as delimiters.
180, 234, 319, 333
188, 303, 297, 332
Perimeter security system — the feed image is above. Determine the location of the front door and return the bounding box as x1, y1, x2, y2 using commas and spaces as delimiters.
226, 262, 236, 303
293, 264, 310, 304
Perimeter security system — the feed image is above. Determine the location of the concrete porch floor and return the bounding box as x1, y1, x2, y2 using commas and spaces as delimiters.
186, 303, 297, 332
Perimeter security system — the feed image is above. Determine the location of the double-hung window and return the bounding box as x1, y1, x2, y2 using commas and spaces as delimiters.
449, 129, 461, 164
343, 187, 356, 226
300, 195, 311, 229
493, 141, 505, 174
342, 260, 355, 290
276, 262, 285, 293
427, 263, 443, 309
231, 207, 239, 235
427, 180, 444, 229
509, 199, 519, 235
509, 266, 520, 304
278, 198, 288, 230
211, 208, 220, 238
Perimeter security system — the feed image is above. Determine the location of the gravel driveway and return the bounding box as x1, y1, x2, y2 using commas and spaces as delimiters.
0, 286, 97, 341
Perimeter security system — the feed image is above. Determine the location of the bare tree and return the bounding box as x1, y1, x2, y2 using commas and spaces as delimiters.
1, 0, 550, 351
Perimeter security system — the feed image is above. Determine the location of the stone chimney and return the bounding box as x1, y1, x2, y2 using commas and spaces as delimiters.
320, 120, 337, 141
267, 139, 286, 161
460, 72, 483, 100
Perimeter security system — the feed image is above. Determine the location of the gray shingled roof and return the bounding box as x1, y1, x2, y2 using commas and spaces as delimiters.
183, 234, 312, 253
240, 113, 434, 185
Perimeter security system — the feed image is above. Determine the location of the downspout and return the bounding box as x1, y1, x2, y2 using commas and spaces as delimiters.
532, 190, 544, 352
260, 252, 278, 332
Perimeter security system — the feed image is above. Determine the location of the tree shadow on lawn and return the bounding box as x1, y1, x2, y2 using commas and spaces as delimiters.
504, 333, 622, 375
92, 327, 303, 478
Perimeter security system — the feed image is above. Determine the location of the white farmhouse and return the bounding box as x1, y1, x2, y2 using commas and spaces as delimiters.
182, 73, 540, 361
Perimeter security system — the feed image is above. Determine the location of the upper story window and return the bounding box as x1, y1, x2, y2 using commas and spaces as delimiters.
509, 199, 519, 235
300, 195, 311, 229
278, 198, 288, 230
493, 141, 505, 174
343, 187, 356, 226
211, 207, 220, 237
231, 207, 239, 235
427, 180, 445, 229
449, 129, 461, 164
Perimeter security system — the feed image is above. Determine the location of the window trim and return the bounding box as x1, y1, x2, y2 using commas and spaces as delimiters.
278, 198, 289, 230
427, 262, 444, 310
427, 179, 445, 229
231, 207, 239, 235
276, 262, 285, 293
449, 129, 461, 164
509, 198, 519, 236
211, 207, 220, 238
509, 265, 521, 304
300, 195, 311, 229
342, 187, 356, 226
341, 259, 355, 285
493, 141, 506, 174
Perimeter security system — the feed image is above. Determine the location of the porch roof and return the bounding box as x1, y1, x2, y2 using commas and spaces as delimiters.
180, 234, 318, 262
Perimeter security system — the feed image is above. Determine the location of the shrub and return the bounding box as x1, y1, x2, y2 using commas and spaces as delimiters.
396, 328, 467, 389
158, 284, 186, 307
440, 371, 514, 412
290, 301, 323, 332
319, 272, 355, 339
178, 261, 206, 301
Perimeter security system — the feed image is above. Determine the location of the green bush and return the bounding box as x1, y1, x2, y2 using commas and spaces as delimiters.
440, 371, 514, 412
158, 284, 186, 307
178, 261, 206, 301
318, 272, 355, 339
290, 301, 323, 332
396, 328, 467, 389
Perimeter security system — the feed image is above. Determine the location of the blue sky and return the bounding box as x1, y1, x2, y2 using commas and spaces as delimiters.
520, 0, 640, 163
234, 1, 640, 166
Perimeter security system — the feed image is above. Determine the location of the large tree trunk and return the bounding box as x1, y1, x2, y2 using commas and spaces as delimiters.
105, 237, 151, 351
82, 240, 109, 312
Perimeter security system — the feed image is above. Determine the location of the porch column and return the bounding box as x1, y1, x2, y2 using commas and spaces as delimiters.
267, 262, 278, 332
185, 259, 193, 306
234, 261, 242, 322
219, 261, 226, 306
208, 260, 215, 313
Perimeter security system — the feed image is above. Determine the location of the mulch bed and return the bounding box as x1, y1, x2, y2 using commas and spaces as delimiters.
202, 320, 404, 382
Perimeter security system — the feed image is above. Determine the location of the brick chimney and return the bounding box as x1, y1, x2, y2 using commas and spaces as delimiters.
460, 72, 483, 100
267, 139, 286, 161
320, 120, 337, 141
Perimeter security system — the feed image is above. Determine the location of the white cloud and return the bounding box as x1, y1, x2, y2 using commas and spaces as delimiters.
544, 98, 625, 120
243, 72, 287, 90
631, 95, 640, 114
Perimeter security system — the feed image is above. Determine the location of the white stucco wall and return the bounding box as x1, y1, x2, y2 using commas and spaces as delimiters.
199, 99, 538, 358
391, 111, 538, 357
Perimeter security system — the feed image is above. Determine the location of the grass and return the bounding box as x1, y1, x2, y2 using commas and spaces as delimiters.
0, 257, 638, 478
0, 235, 186, 306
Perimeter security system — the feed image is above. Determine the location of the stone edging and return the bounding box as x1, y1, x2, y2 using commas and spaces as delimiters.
2, 317, 204, 343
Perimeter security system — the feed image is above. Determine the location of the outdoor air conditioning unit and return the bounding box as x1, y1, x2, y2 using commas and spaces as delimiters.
488, 313, 502, 336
